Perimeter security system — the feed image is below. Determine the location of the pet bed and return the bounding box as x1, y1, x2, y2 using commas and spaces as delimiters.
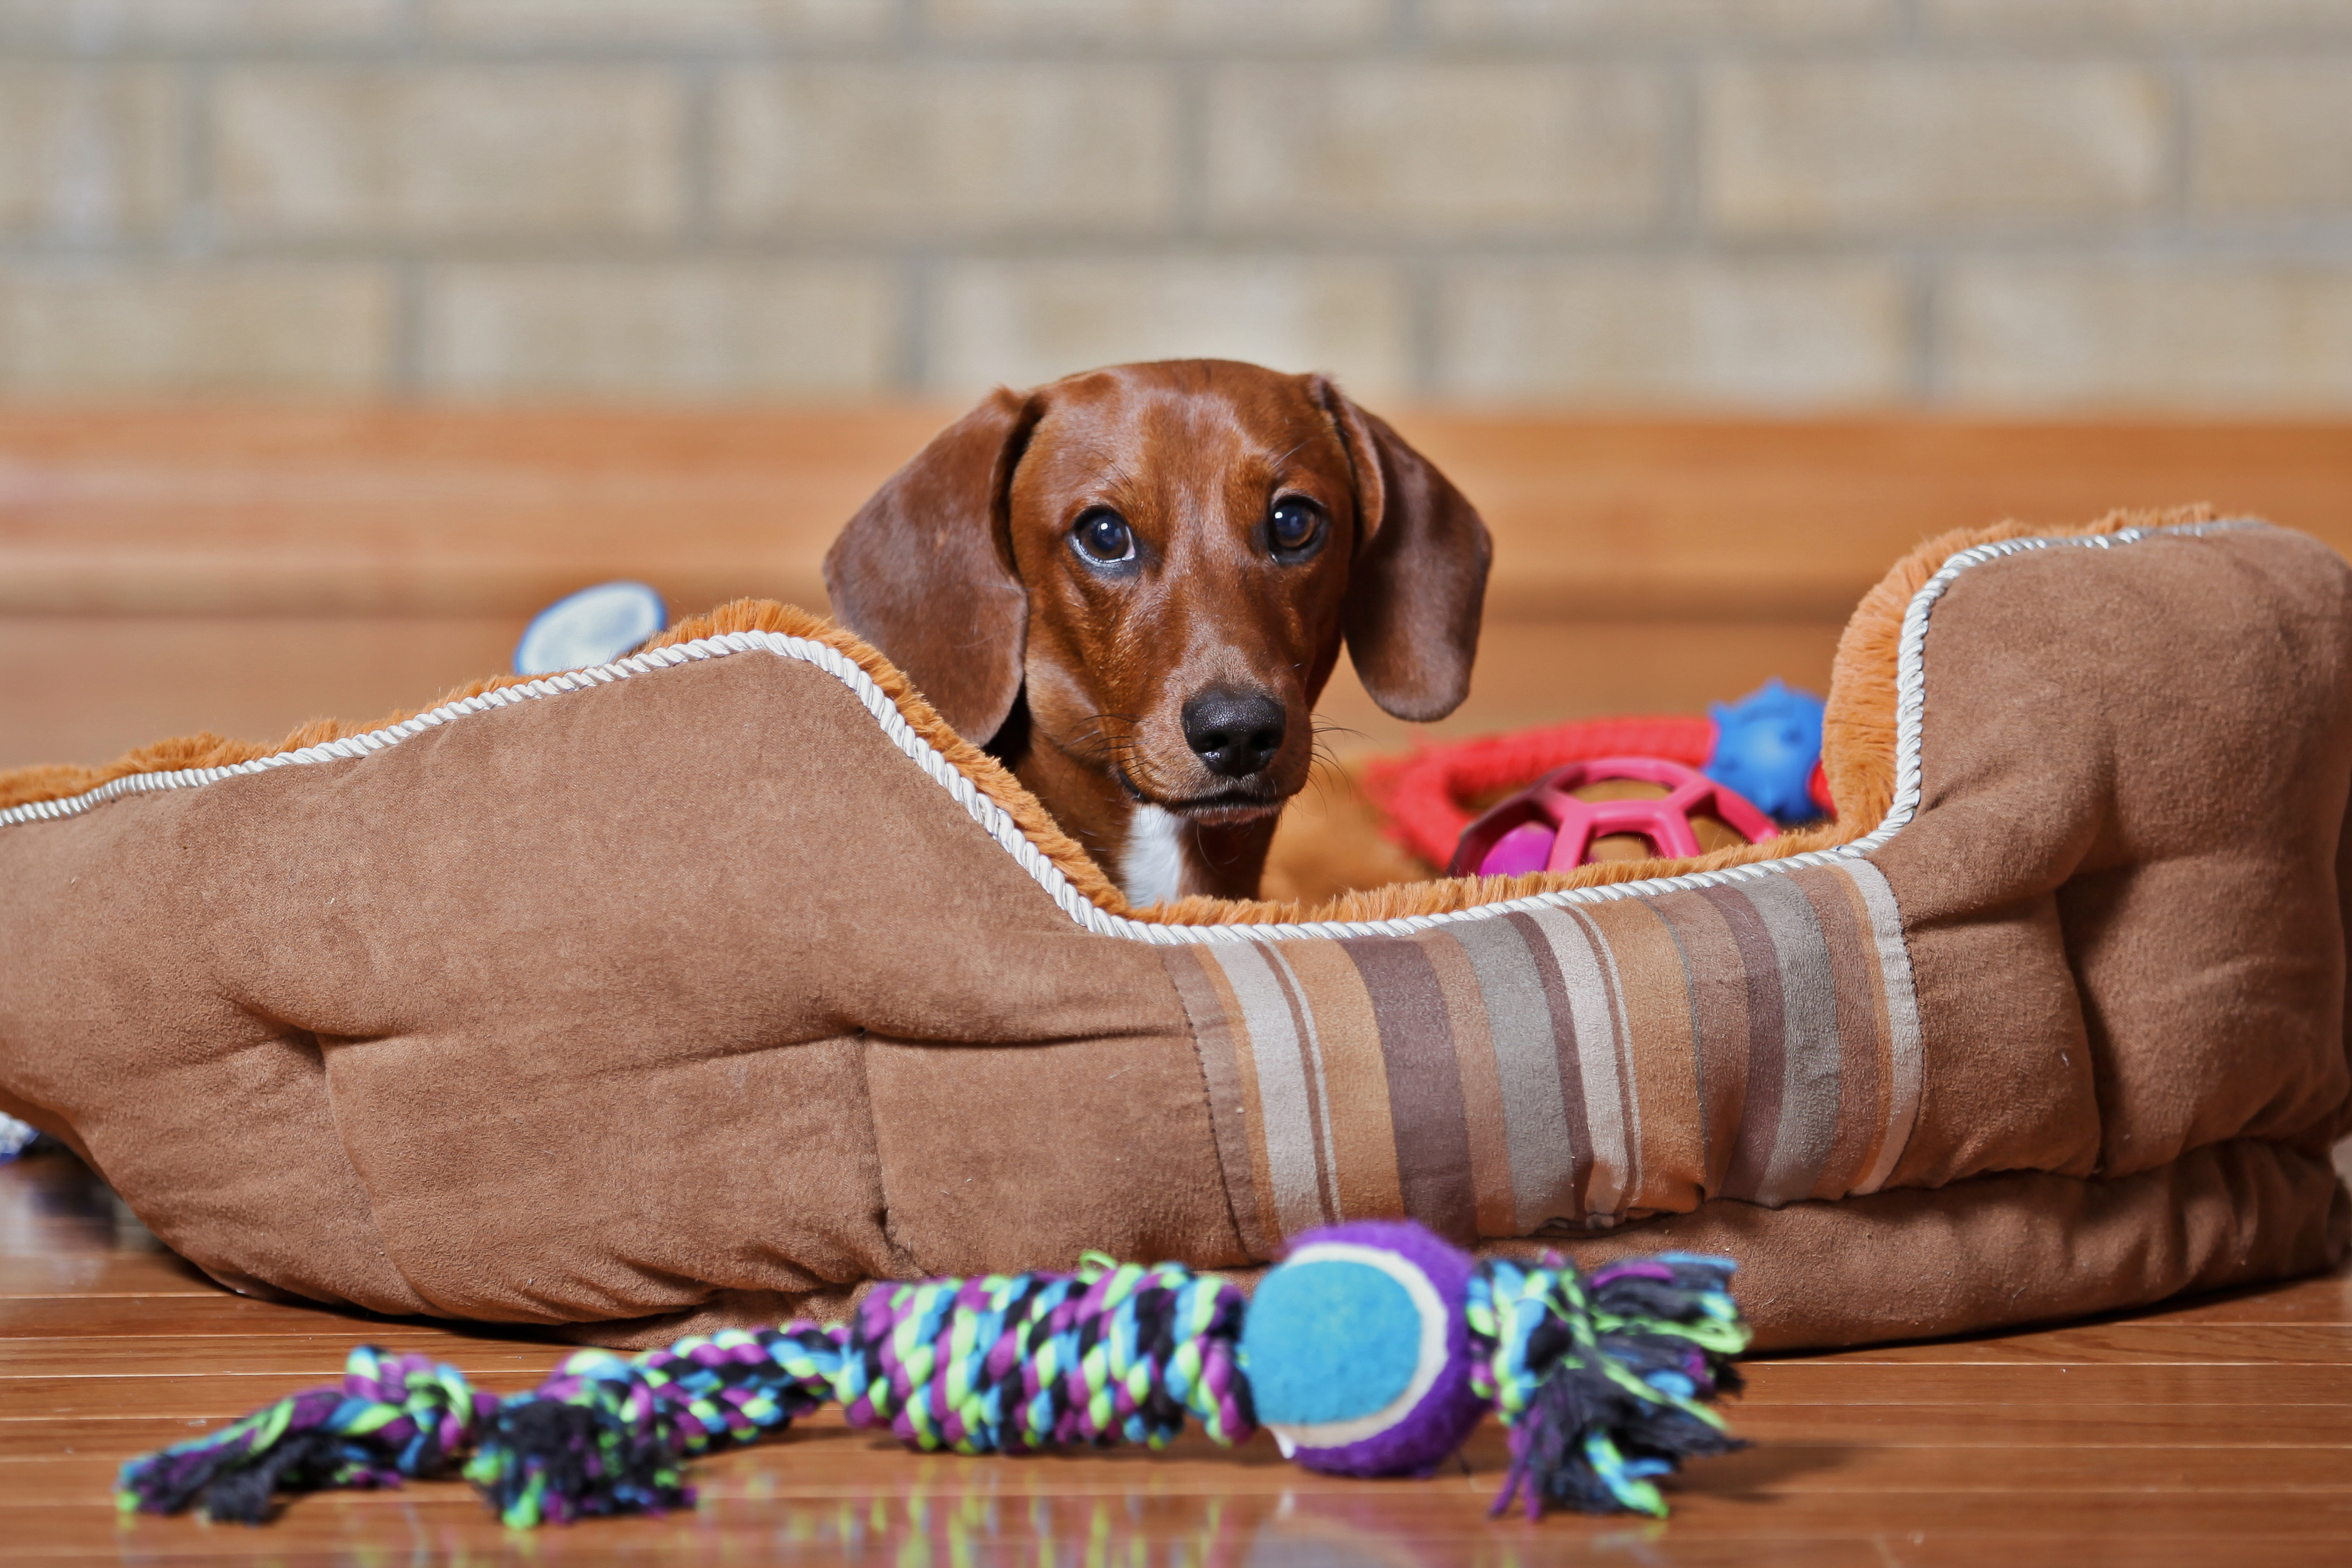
2, 509, 2346, 1351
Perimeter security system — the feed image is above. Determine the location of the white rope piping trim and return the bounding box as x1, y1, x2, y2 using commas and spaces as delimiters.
1, 519, 2258, 944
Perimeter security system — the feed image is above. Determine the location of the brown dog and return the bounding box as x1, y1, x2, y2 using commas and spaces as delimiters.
823, 360, 1491, 905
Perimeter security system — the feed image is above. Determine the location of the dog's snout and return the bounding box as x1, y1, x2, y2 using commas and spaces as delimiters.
1181, 690, 1286, 779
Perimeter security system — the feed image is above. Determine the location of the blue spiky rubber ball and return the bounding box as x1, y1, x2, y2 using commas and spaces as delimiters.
1238, 1219, 1487, 1478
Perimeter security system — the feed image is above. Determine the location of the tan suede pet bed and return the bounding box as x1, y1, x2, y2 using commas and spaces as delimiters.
3, 511, 2347, 1352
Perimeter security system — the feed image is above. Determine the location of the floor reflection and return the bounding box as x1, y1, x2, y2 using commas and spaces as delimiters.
695, 1476, 1672, 1567
120, 1487, 1672, 1568
31, 1141, 1681, 1565
0, 1145, 165, 1257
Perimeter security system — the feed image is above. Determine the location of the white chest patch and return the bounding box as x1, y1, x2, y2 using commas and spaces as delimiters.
1119, 804, 1188, 909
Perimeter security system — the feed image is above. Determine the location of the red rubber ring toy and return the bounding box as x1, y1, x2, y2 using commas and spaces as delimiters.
1360, 715, 1714, 870
1447, 756, 1779, 878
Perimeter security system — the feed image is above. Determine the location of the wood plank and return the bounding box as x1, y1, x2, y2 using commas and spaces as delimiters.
1805, 1322, 2352, 1365
1740, 1361, 2352, 1404
1856, 1545, 2352, 1568
9, 1531, 2321, 1568
0, 1292, 585, 1341
0, 611, 1848, 773
0, 1335, 570, 1377
13, 413, 2346, 769
12, 1401, 2344, 1461
19, 1437, 2352, 1500
2112, 1269, 2352, 1326
0, 1254, 218, 1296
16, 1486, 2352, 1544
0, 1419, 270, 1460
0, 1497, 1904, 1568
9, 1444, 2352, 1562
1406, 415, 2352, 620
1309, 616, 1847, 758
0, 406, 949, 619
3, 412, 2347, 622
0, 613, 523, 772
1728, 1403, 2352, 1445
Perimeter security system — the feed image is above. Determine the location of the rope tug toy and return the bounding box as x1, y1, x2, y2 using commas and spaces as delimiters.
118, 1220, 1750, 1529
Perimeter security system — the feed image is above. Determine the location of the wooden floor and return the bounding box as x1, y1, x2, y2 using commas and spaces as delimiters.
6, 1147, 2351, 1566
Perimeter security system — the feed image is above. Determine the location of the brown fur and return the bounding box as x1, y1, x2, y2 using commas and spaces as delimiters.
821, 361, 1491, 905
0, 505, 2214, 927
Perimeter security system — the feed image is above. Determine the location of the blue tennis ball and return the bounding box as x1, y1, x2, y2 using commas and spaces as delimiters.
1244, 1256, 1422, 1426
1240, 1220, 1486, 1479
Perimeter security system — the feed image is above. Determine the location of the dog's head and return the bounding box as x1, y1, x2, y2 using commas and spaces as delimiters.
824, 360, 1491, 827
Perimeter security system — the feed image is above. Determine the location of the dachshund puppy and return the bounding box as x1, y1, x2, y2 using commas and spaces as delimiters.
823, 360, 1491, 905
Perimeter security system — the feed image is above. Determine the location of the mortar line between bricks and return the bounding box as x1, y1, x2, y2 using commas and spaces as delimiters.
1908, 251, 1940, 406
30, 228, 2352, 260
13, 40, 2352, 66
2168, 51, 2199, 227
678, 58, 718, 248
13, 233, 2352, 274
171, 56, 210, 259
388, 256, 424, 399
1404, 255, 1439, 399
1172, 58, 1209, 242
901, 253, 935, 398
1663, 54, 1702, 244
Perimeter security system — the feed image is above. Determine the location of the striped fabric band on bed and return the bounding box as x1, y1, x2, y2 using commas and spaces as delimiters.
1161, 859, 1923, 1260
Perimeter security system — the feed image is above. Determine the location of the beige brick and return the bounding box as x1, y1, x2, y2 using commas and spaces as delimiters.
1942, 263, 2352, 409
213, 68, 684, 240
1427, 0, 1893, 41
0, 0, 396, 41
1705, 64, 2169, 234
926, 0, 1386, 43
2193, 65, 2352, 218
420, 263, 899, 400
929, 258, 1409, 401
426, 0, 890, 43
1205, 65, 1668, 235
1433, 259, 1907, 406
715, 66, 1178, 237
0, 265, 392, 395
1923, 0, 2352, 42
0, 68, 176, 240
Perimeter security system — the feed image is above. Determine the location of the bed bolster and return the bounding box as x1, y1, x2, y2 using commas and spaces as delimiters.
3, 521, 2347, 1349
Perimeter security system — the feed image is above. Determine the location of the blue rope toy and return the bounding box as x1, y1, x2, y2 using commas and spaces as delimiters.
119, 1220, 1749, 1528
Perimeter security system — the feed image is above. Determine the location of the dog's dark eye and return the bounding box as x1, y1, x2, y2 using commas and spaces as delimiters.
1269, 497, 1324, 556
1072, 508, 1135, 564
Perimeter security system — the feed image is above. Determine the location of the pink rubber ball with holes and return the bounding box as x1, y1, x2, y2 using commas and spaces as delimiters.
1447, 757, 1778, 878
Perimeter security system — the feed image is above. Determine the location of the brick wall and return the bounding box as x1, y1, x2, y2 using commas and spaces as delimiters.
2, 0, 2349, 406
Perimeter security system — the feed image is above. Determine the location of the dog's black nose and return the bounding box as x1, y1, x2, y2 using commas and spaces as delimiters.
1182, 690, 1286, 778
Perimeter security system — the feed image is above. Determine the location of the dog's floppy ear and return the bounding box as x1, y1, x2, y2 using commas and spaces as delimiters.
822, 388, 1041, 744
1314, 378, 1493, 722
